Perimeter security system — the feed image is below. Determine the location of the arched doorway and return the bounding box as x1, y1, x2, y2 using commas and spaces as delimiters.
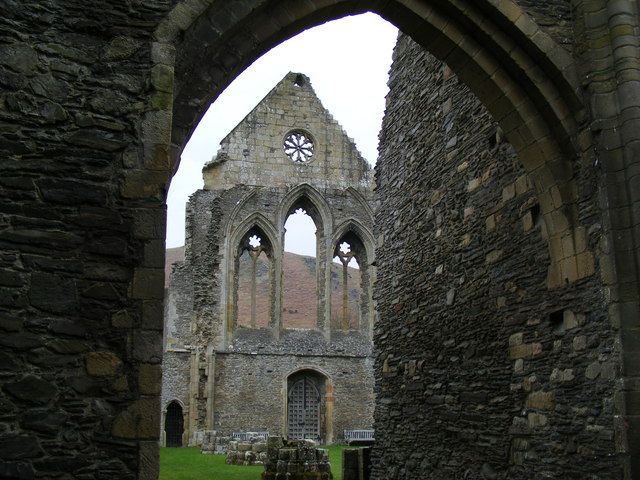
151, 1, 624, 478
165, 401, 185, 447
287, 370, 328, 443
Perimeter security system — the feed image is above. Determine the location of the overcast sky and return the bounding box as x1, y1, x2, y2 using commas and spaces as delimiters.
166, 13, 399, 252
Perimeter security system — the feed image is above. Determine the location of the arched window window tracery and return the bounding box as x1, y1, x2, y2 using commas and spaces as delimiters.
235, 227, 273, 329
332, 232, 367, 330
283, 205, 318, 328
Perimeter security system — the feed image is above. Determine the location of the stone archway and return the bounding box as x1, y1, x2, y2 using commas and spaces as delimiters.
151, 0, 591, 289
286, 368, 333, 444
3, 0, 640, 479
141, 1, 636, 477
164, 401, 185, 447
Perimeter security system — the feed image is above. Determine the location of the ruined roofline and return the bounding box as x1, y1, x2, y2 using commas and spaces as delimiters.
205, 71, 370, 169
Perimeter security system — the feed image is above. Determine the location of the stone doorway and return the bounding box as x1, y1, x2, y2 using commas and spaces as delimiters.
287, 370, 327, 442
165, 401, 185, 447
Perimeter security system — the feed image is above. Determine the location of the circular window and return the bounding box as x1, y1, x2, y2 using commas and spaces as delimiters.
283, 130, 314, 163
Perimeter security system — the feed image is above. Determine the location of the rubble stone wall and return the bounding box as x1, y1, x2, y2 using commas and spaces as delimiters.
161, 73, 376, 445
2, 1, 640, 478
371, 34, 620, 479
212, 353, 374, 440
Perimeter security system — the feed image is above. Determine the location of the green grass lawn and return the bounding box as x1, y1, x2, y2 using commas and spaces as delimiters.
160, 445, 354, 480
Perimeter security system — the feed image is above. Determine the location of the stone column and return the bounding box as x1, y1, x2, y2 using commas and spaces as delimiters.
574, 0, 640, 477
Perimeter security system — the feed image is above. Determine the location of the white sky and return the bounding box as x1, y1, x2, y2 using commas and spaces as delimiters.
165, 13, 399, 251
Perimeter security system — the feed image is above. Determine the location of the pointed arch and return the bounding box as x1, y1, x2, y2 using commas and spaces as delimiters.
165, 397, 186, 410
164, 400, 186, 447
331, 219, 375, 266
330, 221, 375, 333
166, 0, 581, 160
345, 187, 374, 220
278, 183, 332, 234
228, 212, 280, 258
285, 365, 332, 381
224, 189, 258, 240
156, 0, 590, 287
225, 213, 280, 336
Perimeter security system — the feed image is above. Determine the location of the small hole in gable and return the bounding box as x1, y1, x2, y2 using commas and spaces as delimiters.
293, 74, 305, 87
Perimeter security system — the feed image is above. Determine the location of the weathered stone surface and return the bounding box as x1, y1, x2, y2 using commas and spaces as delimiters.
0, 462, 35, 480
22, 409, 67, 434
28, 272, 77, 314
5, 375, 58, 404
371, 33, 619, 479
85, 351, 122, 376
0, 434, 42, 460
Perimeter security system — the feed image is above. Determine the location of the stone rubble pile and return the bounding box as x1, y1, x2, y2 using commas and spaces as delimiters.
200, 430, 230, 455
225, 436, 268, 465
262, 437, 332, 480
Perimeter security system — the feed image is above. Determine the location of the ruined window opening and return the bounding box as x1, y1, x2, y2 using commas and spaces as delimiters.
293, 73, 305, 87
284, 130, 315, 163
236, 230, 272, 328
332, 235, 365, 330
283, 207, 318, 328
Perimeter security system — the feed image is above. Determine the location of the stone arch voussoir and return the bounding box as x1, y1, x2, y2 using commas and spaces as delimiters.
229, 213, 280, 257
331, 219, 375, 267
157, 0, 589, 287
278, 183, 333, 235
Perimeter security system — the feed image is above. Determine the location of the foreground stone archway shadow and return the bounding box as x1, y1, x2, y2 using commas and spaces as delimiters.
2, 0, 640, 478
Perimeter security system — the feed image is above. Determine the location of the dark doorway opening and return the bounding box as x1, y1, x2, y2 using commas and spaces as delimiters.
165, 401, 184, 447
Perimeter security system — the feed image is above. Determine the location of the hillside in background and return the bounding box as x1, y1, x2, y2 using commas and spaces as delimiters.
165, 248, 361, 329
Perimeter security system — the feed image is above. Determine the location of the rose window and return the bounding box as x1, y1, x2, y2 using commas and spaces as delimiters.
284, 131, 314, 163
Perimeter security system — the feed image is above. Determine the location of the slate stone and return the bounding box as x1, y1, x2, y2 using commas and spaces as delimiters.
0, 350, 21, 370
48, 319, 88, 337
39, 178, 108, 206
0, 332, 42, 351
63, 129, 128, 152
27, 348, 79, 367
0, 44, 39, 73
28, 272, 77, 314
21, 409, 67, 433
0, 462, 35, 480
0, 435, 42, 460
5, 375, 58, 404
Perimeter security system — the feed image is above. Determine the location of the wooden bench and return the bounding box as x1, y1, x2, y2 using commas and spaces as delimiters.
344, 429, 375, 445
232, 431, 269, 442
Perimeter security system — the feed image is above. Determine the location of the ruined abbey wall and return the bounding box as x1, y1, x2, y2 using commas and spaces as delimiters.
161, 73, 376, 445
2, 1, 640, 478
371, 34, 619, 479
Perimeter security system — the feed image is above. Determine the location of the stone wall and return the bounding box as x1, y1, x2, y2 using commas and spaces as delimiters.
0, 1, 174, 478
212, 353, 374, 439
371, 34, 620, 479
2, 1, 640, 478
161, 72, 376, 446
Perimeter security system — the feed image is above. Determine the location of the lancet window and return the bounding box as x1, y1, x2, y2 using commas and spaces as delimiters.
332, 232, 367, 330
234, 228, 273, 328
282, 205, 319, 329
